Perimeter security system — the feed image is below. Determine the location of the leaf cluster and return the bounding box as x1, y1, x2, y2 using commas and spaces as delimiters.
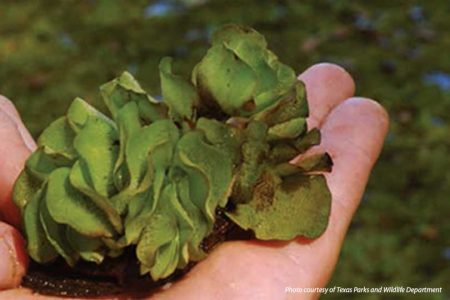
14, 25, 332, 280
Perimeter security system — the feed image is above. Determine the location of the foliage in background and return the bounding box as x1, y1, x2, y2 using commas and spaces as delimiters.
0, 0, 449, 298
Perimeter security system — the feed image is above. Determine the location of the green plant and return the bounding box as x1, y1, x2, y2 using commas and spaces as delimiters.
13, 25, 332, 281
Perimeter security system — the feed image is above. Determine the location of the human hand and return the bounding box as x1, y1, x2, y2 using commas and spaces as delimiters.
0, 63, 389, 300
0, 95, 35, 292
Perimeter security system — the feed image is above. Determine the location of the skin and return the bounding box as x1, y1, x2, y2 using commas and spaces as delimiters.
0, 63, 389, 300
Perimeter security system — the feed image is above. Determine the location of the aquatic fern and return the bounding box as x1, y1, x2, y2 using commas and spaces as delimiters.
13, 24, 332, 281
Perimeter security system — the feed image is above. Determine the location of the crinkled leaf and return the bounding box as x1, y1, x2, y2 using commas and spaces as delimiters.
37, 117, 76, 160
294, 153, 333, 173
196, 117, 241, 164
232, 121, 268, 203
25, 148, 72, 181
212, 24, 267, 48
23, 187, 58, 263
267, 117, 306, 141
13, 169, 42, 212
227, 174, 331, 240
137, 98, 168, 124
159, 57, 199, 120
67, 97, 114, 133
149, 236, 179, 280
113, 101, 141, 191
136, 212, 177, 272
294, 128, 321, 153
177, 131, 234, 222
212, 24, 296, 110
123, 190, 154, 245
268, 143, 299, 164
73, 116, 118, 197
111, 119, 179, 213
126, 119, 178, 193
193, 44, 257, 116
252, 81, 308, 125
274, 153, 332, 177
175, 175, 208, 261
137, 183, 190, 279
100, 71, 165, 121
39, 198, 78, 266
164, 183, 194, 268
66, 227, 105, 264
69, 161, 122, 233
46, 168, 116, 237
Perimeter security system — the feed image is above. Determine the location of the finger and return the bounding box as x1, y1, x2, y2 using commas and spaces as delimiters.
321, 97, 389, 231
154, 98, 388, 300
298, 63, 355, 129
0, 222, 28, 290
0, 110, 32, 227
0, 96, 36, 151
279, 97, 389, 288
0, 290, 64, 300
0, 288, 127, 300
0, 96, 20, 119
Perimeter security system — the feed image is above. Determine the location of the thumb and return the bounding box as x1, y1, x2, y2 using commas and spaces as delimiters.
0, 99, 33, 227
0, 222, 28, 290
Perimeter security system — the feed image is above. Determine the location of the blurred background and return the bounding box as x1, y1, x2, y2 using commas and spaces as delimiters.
0, 1, 449, 299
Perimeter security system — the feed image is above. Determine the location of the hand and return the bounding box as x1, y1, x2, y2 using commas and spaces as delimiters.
0, 63, 389, 299
0, 95, 34, 291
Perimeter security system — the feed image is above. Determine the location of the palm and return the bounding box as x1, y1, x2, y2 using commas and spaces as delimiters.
0, 64, 388, 300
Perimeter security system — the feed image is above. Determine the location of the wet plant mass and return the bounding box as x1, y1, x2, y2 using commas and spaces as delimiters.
13, 24, 332, 296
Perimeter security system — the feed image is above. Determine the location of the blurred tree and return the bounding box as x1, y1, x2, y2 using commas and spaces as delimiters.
0, 1, 448, 298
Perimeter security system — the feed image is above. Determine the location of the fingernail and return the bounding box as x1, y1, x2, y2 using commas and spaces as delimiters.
0, 237, 15, 290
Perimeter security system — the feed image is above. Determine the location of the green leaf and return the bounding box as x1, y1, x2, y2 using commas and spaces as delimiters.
113, 101, 141, 191
193, 44, 257, 116
39, 197, 78, 266
150, 236, 179, 280
124, 190, 154, 245
196, 117, 241, 164
116, 71, 147, 94
267, 117, 307, 141
25, 148, 72, 181
69, 161, 123, 233
212, 24, 267, 48
227, 173, 331, 240
294, 153, 333, 173
252, 81, 308, 125
177, 131, 234, 222
294, 128, 321, 153
274, 153, 333, 177
111, 119, 179, 213
67, 97, 114, 133
137, 98, 168, 124
159, 57, 199, 120
164, 183, 195, 268
37, 117, 77, 161
175, 175, 208, 261
73, 116, 118, 198
136, 211, 177, 272
211, 24, 297, 111
232, 121, 269, 203
126, 119, 179, 193
100, 71, 166, 122
135, 181, 205, 280
268, 143, 299, 164
46, 168, 116, 238
66, 227, 105, 264
13, 169, 42, 212
23, 187, 58, 264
